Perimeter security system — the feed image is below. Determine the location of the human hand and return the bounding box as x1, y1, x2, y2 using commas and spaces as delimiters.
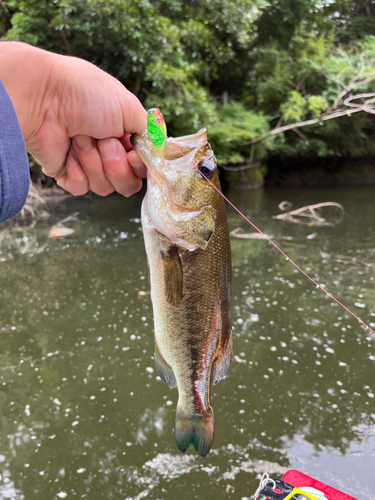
0, 42, 147, 197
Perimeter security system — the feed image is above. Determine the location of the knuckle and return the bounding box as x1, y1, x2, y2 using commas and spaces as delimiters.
121, 180, 142, 197
72, 187, 89, 196
92, 186, 114, 197
102, 162, 121, 178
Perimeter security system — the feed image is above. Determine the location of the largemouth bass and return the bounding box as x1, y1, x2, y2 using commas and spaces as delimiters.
131, 128, 232, 457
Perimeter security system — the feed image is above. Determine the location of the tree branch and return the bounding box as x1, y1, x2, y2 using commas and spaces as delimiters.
237, 47, 375, 167
241, 106, 366, 145
242, 79, 375, 146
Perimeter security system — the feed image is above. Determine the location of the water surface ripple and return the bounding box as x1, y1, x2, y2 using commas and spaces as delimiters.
0, 186, 374, 499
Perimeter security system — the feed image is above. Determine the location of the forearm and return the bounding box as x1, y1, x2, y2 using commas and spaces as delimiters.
0, 42, 58, 142
0, 79, 30, 223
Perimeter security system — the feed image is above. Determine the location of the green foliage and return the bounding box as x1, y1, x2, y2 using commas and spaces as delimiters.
0, 2, 11, 35
209, 102, 270, 164
308, 96, 328, 118
2, 0, 375, 171
1, 0, 261, 137
280, 91, 307, 123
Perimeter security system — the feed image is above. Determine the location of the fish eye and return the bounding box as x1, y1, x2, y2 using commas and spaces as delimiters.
198, 159, 215, 180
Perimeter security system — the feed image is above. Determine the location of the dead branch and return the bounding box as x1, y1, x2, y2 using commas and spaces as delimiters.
241, 107, 364, 145
230, 227, 271, 239
0, 2, 9, 13
273, 202, 344, 227
278, 201, 293, 211
220, 161, 261, 171
18, 182, 51, 220
242, 48, 375, 148
60, 31, 73, 56
56, 212, 79, 226
242, 100, 374, 145
292, 128, 308, 141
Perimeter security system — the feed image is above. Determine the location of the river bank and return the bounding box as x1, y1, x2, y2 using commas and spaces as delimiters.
221, 158, 375, 189
27, 156, 375, 203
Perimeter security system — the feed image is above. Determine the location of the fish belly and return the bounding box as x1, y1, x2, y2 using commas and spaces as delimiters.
141, 199, 232, 456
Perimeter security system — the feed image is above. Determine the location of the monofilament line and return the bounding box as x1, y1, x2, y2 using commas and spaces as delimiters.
164, 135, 375, 336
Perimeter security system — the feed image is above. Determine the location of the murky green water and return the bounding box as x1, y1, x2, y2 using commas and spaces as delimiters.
0, 186, 374, 500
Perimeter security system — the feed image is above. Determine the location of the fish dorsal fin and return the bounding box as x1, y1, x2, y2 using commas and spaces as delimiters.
162, 245, 183, 306
154, 342, 177, 389
213, 330, 233, 385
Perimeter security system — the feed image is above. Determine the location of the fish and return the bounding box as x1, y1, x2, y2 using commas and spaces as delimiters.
131, 128, 232, 457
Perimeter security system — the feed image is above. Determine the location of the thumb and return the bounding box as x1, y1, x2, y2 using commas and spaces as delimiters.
121, 91, 148, 136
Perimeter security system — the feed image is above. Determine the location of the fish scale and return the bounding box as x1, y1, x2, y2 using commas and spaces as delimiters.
131, 127, 232, 457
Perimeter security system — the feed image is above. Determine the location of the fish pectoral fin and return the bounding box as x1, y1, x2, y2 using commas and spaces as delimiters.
162, 245, 183, 307
213, 330, 233, 385
154, 342, 177, 389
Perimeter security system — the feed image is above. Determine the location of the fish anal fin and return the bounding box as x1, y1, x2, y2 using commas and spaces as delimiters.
162, 245, 183, 307
154, 342, 177, 389
213, 330, 233, 385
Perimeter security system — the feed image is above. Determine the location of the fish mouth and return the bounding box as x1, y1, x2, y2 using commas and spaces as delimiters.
130, 128, 208, 165
130, 130, 154, 158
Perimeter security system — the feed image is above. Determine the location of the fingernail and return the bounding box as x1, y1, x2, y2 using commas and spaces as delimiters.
74, 135, 93, 152
130, 157, 146, 170
98, 138, 119, 161
128, 150, 146, 170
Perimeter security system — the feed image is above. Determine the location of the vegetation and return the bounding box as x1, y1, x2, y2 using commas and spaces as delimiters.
1, 0, 375, 174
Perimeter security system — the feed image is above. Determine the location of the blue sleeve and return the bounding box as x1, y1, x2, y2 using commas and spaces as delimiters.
0, 79, 30, 223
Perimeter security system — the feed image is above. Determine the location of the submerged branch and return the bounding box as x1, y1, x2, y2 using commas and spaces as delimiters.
230, 228, 271, 239
273, 202, 345, 227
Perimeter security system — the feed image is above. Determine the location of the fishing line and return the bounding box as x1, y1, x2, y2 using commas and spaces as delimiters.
162, 133, 375, 336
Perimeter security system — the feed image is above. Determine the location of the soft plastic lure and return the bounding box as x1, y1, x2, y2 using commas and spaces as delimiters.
147, 108, 167, 147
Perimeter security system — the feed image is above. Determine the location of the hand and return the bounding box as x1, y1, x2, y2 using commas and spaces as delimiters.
0, 42, 147, 197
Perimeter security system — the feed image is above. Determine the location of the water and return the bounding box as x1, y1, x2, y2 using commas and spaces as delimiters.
0, 186, 374, 500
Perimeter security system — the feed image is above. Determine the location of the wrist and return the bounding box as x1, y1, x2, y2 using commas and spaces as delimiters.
0, 42, 59, 142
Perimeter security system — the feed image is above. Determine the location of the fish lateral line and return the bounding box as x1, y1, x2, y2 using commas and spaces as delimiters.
145, 108, 375, 337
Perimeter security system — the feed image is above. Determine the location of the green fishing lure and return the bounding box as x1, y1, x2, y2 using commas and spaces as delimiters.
147, 108, 167, 147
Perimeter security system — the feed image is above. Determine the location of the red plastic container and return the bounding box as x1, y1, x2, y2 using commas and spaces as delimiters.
265, 470, 358, 500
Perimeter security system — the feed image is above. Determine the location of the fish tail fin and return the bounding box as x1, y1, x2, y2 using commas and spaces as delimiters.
174, 408, 214, 458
